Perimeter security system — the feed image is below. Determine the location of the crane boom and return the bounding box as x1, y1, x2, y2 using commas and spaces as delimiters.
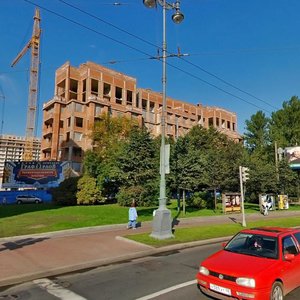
11, 40, 32, 67
11, 8, 41, 161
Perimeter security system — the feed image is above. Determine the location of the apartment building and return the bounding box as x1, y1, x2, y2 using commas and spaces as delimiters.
41, 61, 242, 162
0, 134, 41, 187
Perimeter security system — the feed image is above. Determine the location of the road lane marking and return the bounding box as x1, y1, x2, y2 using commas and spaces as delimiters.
135, 279, 197, 300
33, 278, 87, 300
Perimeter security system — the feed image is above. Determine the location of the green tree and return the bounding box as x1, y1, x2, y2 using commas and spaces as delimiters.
244, 111, 280, 199
246, 156, 278, 201
84, 113, 139, 201
269, 96, 300, 147
244, 111, 270, 154
244, 96, 300, 200
50, 177, 80, 206
90, 112, 138, 158
170, 126, 244, 204
77, 174, 103, 205
83, 150, 102, 178
174, 127, 210, 192
116, 127, 159, 206
215, 137, 245, 193
278, 159, 298, 196
268, 96, 300, 198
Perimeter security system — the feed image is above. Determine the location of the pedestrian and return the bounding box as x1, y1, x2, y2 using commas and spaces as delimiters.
127, 201, 138, 229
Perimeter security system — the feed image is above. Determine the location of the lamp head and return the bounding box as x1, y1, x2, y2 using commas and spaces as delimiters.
143, 0, 156, 8
172, 10, 184, 24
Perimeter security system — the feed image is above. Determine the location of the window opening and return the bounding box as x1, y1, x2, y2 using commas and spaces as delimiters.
126, 90, 133, 106
91, 79, 98, 96
115, 87, 122, 104
75, 117, 83, 128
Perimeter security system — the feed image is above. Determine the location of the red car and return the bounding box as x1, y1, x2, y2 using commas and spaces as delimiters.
196, 227, 300, 300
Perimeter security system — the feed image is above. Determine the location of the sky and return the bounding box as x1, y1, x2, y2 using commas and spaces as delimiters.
1, 0, 300, 138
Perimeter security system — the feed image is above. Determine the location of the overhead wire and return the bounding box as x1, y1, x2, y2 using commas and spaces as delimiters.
24, 0, 152, 58
188, 46, 300, 56
23, 0, 273, 113
179, 57, 278, 110
164, 60, 270, 112
56, 0, 278, 111
58, 0, 158, 51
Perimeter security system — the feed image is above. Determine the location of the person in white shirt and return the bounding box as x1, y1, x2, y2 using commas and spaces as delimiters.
127, 201, 138, 229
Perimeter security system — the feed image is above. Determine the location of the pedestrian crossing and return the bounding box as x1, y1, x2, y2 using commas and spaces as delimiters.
33, 278, 87, 300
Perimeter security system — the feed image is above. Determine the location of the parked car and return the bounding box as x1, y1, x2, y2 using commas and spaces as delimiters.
196, 227, 300, 300
16, 195, 43, 204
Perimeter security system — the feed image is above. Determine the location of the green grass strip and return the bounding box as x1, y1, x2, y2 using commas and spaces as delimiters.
126, 217, 300, 247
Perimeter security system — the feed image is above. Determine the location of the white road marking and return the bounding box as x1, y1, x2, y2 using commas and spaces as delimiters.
33, 278, 87, 300
135, 279, 197, 300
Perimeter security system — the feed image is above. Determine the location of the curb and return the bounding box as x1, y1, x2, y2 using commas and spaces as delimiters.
2, 210, 300, 289
0, 224, 130, 243
0, 235, 231, 289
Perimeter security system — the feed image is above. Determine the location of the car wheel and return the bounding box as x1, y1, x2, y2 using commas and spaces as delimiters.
35, 200, 40, 204
17, 200, 22, 204
271, 281, 284, 300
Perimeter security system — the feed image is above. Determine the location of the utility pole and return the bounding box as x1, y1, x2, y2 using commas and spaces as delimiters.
239, 166, 249, 227
143, 0, 184, 240
275, 141, 279, 182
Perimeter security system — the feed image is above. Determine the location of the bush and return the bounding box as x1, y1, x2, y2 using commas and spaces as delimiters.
188, 191, 207, 209
116, 182, 159, 207
116, 186, 143, 207
77, 175, 104, 205
50, 177, 80, 206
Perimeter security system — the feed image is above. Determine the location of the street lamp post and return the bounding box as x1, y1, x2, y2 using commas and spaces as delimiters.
143, 0, 184, 239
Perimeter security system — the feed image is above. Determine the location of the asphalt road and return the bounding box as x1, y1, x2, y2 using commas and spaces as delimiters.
2, 243, 300, 300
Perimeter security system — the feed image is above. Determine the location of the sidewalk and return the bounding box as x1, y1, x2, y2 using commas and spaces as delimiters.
1, 210, 300, 289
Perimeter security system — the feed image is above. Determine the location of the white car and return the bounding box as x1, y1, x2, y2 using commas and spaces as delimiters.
16, 195, 43, 204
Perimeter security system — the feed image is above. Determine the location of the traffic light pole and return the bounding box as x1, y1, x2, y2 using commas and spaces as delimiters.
239, 166, 247, 227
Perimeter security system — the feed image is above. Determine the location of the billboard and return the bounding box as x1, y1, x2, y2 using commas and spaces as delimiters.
222, 193, 241, 213
259, 194, 275, 211
2, 161, 79, 189
285, 146, 300, 170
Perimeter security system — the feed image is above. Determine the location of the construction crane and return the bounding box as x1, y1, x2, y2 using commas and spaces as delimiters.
0, 85, 5, 136
11, 8, 41, 161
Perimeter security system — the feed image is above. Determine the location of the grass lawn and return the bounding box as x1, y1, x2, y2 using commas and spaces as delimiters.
0, 201, 299, 239
0, 203, 157, 238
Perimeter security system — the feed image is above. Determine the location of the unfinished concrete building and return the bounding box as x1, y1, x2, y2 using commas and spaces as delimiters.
41, 61, 242, 162
0, 134, 41, 188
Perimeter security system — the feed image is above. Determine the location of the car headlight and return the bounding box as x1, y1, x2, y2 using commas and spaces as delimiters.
199, 266, 209, 276
236, 277, 256, 288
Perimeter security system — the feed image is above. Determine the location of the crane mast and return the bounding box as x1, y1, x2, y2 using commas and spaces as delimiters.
11, 8, 41, 161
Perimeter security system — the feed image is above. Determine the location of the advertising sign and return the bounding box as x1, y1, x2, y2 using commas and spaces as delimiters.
2, 161, 77, 189
285, 146, 300, 170
278, 194, 289, 210
259, 194, 275, 211
222, 193, 241, 213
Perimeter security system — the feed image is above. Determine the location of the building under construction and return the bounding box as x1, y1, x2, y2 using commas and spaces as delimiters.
41, 61, 242, 162
0, 134, 41, 188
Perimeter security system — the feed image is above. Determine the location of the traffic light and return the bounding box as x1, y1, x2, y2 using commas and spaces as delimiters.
242, 167, 250, 182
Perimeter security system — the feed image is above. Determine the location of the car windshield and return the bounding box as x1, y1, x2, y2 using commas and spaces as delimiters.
224, 232, 278, 259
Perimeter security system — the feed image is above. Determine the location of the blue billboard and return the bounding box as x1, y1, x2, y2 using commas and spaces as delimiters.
2, 161, 78, 189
